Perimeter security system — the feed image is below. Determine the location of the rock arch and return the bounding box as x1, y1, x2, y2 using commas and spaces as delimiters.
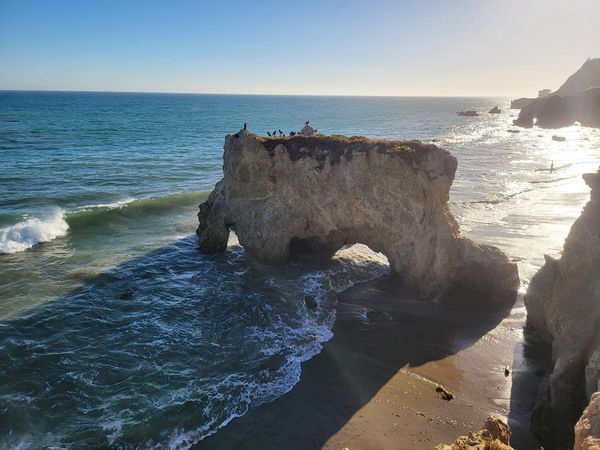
198, 131, 519, 304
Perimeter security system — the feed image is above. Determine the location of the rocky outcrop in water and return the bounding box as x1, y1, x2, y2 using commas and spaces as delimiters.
524, 169, 600, 449
435, 417, 513, 450
514, 59, 600, 128
198, 131, 519, 304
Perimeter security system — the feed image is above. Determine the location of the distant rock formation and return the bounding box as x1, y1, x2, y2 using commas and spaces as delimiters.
198, 131, 519, 304
458, 110, 479, 117
511, 97, 535, 110
524, 169, 600, 449
514, 59, 600, 128
488, 106, 501, 114
435, 417, 513, 450
574, 392, 600, 450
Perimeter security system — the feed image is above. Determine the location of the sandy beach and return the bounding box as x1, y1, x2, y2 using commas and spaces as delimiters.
195, 275, 545, 450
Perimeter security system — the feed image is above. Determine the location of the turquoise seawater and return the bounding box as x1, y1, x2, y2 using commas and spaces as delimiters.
1, 91, 599, 448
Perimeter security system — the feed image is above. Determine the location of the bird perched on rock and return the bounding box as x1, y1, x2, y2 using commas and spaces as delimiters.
273, 130, 277, 137
267, 131, 271, 137
243, 122, 247, 130
278, 129, 283, 136
289, 131, 296, 137
305, 120, 310, 125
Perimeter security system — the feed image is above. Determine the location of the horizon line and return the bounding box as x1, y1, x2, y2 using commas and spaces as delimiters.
0, 88, 515, 99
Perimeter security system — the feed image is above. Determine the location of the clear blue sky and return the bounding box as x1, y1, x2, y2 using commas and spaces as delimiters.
1, 0, 599, 96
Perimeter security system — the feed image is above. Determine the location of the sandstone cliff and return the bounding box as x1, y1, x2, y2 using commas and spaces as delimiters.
198, 131, 519, 304
524, 169, 600, 449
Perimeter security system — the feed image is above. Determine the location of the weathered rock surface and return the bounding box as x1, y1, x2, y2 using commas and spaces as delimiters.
488, 106, 501, 114
575, 392, 600, 450
198, 132, 519, 304
514, 59, 600, 128
435, 416, 513, 450
525, 169, 600, 449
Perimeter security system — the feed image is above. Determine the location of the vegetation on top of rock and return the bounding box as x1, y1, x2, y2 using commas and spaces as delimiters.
255, 133, 431, 166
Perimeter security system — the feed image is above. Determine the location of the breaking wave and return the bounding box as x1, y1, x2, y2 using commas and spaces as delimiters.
0, 210, 69, 254
0, 192, 207, 254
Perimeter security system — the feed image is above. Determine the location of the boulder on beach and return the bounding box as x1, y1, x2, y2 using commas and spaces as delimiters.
197, 131, 519, 305
525, 169, 600, 449
435, 416, 513, 450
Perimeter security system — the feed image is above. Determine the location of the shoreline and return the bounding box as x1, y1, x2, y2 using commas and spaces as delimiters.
194, 275, 544, 449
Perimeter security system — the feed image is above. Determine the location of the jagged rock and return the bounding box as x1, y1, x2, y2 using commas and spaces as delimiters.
574, 392, 600, 450
524, 169, 600, 449
488, 106, 501, 114
197, 132, 519, 304
514, 59, 600, 129
435, 416, 513, 449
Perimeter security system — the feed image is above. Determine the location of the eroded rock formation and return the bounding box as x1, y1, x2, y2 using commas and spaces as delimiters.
435, 417, 513, 450
198, 131, 519, 304
514, 59, 600, 128
525, 169, 600, 449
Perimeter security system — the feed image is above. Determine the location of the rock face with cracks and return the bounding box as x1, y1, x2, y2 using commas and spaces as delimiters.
198, 131, 519, 303
525, 169, 600, 450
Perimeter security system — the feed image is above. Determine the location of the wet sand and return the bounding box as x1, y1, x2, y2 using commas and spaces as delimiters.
195, 275, 545, 450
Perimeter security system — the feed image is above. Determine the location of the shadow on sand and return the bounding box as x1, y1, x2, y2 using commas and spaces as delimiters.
195, 275, 534, 450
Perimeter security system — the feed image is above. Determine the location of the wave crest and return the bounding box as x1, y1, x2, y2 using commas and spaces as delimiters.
0, 210, 69, 254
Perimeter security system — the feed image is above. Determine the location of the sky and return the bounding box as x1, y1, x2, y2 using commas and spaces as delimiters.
1, 0, 599, 97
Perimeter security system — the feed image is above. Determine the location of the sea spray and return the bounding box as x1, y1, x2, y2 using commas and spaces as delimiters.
0, 209, 68, 254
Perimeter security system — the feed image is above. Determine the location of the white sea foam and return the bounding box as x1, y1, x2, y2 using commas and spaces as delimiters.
0, 210, 69, 254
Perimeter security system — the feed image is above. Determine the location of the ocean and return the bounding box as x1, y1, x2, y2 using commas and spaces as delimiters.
0, 91, 598, 448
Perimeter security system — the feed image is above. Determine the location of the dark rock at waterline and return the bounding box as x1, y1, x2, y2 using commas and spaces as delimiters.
507, 129, 520, 133
119, 290, 135, 300
304, 295, 318, 310
488, 106, 501, 114
552, 135, 566, 142
457, 110, 479, 117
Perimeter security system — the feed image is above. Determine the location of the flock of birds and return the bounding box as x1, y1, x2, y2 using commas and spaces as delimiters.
242, 121, 317, 138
